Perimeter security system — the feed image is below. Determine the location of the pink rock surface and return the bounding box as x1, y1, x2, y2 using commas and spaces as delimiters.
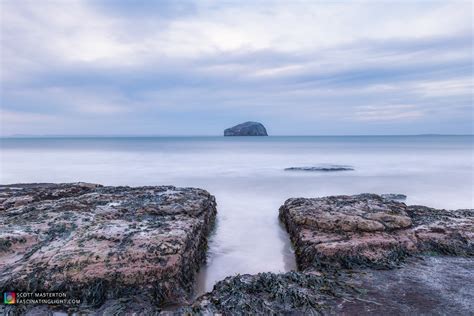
279, 194, 473, 270
0, 183, 216, 309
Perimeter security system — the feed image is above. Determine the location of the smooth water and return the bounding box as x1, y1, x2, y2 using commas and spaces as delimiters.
1, 136, 473, 294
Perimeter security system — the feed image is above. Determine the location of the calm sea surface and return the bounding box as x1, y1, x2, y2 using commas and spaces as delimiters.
1, 136, 473, 294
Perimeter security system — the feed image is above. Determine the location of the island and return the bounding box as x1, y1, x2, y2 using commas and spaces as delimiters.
224, 121, 268, 136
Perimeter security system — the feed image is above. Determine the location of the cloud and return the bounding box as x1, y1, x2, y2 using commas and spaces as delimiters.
353, 105, 425, 122
0, 110, 60, 136
413, 78, 473, 98
0, 0, 473, 135
0, 110, 57, 124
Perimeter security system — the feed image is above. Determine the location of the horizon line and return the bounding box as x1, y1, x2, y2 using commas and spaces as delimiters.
1, 134, 473, 138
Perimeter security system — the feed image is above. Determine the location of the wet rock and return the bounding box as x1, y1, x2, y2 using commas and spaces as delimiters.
0, 183, 217, 313
279, 194, 473, 270
183, 256, 474, 315
177, 194, 473, 315
285, 165, 354, 172
224, 121, 268, 136
184, 271, 355, 315
188, 193, 473, 315
335, 256, 474, 315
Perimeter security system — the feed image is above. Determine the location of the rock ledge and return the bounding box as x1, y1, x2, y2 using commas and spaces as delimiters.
0, 182, 217, 312
279, 193, 473, 270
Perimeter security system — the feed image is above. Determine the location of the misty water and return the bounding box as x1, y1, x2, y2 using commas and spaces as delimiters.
1, 136, 473, 295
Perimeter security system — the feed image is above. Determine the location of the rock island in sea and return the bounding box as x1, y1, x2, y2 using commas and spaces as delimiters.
224, 121, 268, 136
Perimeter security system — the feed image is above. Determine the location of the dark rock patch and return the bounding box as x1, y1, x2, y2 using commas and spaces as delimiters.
380, 193, 407, 201
183, 271, 356, 315
285, 165, 354, 172
335, 256, 474, 315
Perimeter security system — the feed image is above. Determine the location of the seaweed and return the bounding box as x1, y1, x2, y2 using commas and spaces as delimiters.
0, 239, 12, 252
186, 271, 358, 315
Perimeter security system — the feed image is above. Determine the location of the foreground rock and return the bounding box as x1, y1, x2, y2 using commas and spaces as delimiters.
0, 183, 216, 313
184, 256, 473, 315
285, 165, 354, 172
336, 256, 474, 315
184, 194, 473, 315
2, 187, 471, 315
224, 121, 268, 136
185, 271, 355, 315
279, 193, 473, 270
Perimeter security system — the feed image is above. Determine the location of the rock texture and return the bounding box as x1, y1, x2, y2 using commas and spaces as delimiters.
0, 183, 217, 312
279, 193, 473, 270
2, 186, 472, 315
185, 271, 355, 315
335, 256, 474, 315
224, 121, 268, 136
185, 256, 474, 315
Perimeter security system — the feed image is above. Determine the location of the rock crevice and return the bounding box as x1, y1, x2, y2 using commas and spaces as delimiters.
188, 194, 473, 315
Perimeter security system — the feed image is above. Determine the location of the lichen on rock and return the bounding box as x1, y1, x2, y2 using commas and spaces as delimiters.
279, 193, 473, 270
0, 183, 217, 313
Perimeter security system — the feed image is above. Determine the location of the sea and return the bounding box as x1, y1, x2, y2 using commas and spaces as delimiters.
1, 135, 473, 294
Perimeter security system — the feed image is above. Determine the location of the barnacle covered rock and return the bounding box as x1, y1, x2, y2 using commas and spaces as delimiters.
279, 193, 473, 270
0, 183, 217, 312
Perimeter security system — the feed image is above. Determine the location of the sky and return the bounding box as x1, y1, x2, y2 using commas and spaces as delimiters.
0, 0, 473, 136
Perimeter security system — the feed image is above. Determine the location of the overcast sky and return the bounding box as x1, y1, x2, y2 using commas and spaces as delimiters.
1, 0, 472, 136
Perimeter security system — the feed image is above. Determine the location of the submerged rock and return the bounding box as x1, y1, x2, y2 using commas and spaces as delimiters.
380, 193, 407, 201
0, 183, 217, 313
285, 165, 354, 172
224, 121, 268, 136
279, 193, 473, 270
